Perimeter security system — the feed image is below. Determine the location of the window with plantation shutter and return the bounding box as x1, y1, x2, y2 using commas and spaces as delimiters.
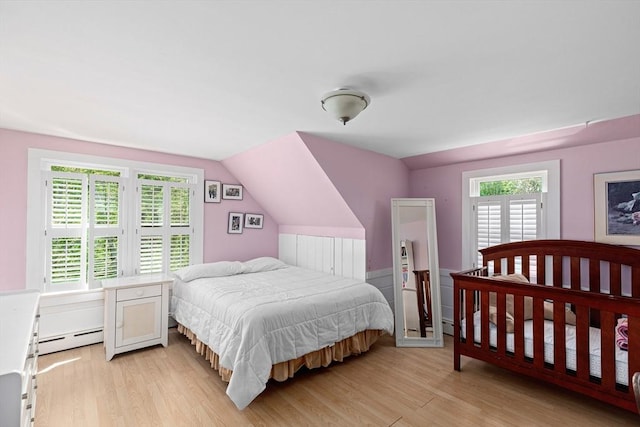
136, 179, 194, 275
44, 172, 124, 291
30, 149, 203, 294
463, 161, 559, 273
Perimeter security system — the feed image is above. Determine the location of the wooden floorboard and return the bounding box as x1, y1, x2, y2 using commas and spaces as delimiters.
35, 329, 639, 426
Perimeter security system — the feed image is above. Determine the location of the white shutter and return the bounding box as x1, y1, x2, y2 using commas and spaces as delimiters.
169, 184, 192, 270
44, 171, 88, 292
473, 193, 542, 272
136, 180, 195, 274
509, 195, 540, 243
88, 175, 124, 286
475, 199, 502, 268
509, 194, 541, 278
138, 180, 165, 274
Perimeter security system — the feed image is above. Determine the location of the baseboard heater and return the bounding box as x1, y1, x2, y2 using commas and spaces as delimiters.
38, 328, 104, 355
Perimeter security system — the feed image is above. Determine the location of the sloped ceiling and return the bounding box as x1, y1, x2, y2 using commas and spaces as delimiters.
222, 132, 363, 233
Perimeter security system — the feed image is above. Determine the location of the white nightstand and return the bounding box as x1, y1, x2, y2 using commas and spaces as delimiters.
102, 274, 173, 361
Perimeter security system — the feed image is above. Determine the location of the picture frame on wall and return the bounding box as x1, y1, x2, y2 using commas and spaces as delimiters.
244, 213, 264, 229
228, 212, 244, 234
594, 169, 640, 245
222, 184, 243, 200
204, 180, 221, 203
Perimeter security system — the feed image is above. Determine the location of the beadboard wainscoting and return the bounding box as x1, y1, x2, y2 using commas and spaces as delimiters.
439, 268, 455, 336
365, 267, 393, 310
278, 233, 366, 280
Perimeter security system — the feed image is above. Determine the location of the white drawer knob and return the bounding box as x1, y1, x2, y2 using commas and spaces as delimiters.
136, 290, 144, 296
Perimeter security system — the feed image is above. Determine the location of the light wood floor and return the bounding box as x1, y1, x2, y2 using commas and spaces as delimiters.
35, 329, 638, 426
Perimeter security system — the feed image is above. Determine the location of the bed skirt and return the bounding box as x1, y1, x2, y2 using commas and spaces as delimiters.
177, 323, 385, 382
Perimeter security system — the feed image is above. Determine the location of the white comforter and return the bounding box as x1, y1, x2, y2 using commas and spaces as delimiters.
171, 264, 394, 409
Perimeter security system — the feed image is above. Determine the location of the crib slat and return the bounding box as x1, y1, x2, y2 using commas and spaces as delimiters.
632, 266, 640, 298
575, 305, 590, 381
495, 292, 507, 356
480, 290, 490, 351
535, 252, 545, 284
532, 298, 545, 369
628, 316, 640, 388
552, 301, 566, 375
599, 311, 616, 390
464, 288, 475, 349
507, 256, 515, 274
553, 255, 562, 287
570, 257, 581, 291
588, 258, 600, 293
610, 263, 622, 297
513, 295, 525, 363
493, 258, 502, 275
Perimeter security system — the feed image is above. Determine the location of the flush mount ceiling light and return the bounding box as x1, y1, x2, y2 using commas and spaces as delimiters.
320, 88, 370, 125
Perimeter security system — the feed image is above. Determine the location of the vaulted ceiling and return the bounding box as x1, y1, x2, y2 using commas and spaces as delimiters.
1, 1, 639, 161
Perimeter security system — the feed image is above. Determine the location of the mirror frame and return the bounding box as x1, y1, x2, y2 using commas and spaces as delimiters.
391, 198, 443, 347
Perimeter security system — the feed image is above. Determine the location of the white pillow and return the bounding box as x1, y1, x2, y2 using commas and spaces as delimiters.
242, 257, 288, 273
174, 261, 244, 282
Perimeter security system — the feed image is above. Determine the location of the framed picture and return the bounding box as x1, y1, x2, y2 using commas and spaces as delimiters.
594, 169, 640, 245
204, 180, 221, 203
227, 212, 244, 234
244, 213, 264, 229
222, 184, 243, 200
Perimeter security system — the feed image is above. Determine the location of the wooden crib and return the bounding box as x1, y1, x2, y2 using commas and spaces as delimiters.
451, 239, 640, 413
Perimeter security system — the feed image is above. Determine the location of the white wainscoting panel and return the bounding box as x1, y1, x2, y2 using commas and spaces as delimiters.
278, 234, 366, 280
440, 268, 455, 335
38, 290, 105, 354
278, 234, 297, 265
366, 268, 394, 309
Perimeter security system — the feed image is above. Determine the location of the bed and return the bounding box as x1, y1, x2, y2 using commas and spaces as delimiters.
451, 240, 640, 413
170, 257, 394, 409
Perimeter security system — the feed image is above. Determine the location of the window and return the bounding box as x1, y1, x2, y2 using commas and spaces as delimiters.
27, 149, 204, 293
462, 160, 560, 270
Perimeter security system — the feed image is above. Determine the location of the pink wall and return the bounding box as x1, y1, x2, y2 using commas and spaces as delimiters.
409, 135, 640, 271
300, 133, 409, 270
0, 128, 278, 291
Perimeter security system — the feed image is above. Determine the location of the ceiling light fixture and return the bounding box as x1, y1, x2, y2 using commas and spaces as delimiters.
320, 88, 370, 125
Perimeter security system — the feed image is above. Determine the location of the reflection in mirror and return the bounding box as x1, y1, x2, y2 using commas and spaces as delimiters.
391, 198, 443, 347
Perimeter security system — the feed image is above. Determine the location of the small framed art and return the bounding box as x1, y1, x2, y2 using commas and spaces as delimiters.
244, 213, 264, 229
222, 184, 243, 200
594, 169, 640, 245
228, 212, 244, 234
204, 180, 221, 203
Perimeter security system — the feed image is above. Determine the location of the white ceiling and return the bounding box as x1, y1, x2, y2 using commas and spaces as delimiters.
1, 1, 639, 161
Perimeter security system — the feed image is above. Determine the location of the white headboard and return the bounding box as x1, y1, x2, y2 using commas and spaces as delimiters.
278, 234, 366, 280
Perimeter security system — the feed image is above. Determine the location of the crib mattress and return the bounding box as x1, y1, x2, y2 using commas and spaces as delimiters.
461, 311, 629, 385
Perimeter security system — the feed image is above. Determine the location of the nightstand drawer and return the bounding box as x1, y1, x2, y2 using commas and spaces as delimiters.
116, 284, 162, 302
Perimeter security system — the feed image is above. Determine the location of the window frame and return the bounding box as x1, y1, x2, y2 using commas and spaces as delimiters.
461, 160, 560, 269
27, 148, 204, 293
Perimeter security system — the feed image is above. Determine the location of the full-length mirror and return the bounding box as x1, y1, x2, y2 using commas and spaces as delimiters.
391, 198, 443, 347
